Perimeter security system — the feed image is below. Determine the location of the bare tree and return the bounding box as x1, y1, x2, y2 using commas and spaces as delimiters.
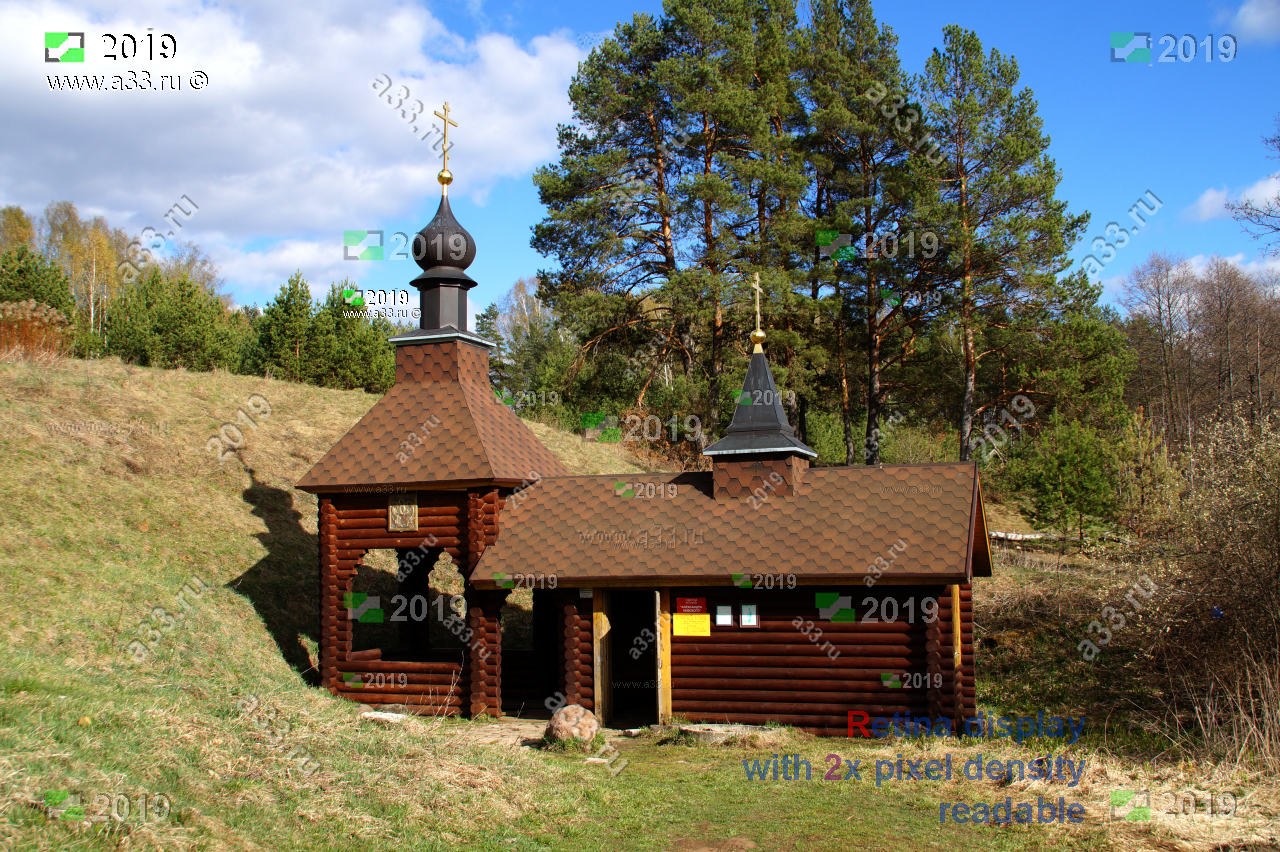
1228, 116, 1280, 255
1194, 257, 1254, 417
1121, 253, 1196, 445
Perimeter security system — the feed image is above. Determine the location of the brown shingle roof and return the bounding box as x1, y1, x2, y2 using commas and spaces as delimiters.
296, 337, 568, 492
473, 462, 990, 586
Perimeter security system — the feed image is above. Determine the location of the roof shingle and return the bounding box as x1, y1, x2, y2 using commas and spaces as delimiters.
296, 337, 568, 492
473, 463, 988, 585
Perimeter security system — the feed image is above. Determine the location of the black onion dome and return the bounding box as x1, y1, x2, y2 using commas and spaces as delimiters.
413, 195, 477, 272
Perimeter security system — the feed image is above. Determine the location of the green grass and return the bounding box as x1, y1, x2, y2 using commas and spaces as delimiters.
528, 739, 1113, 852
0, 356, 1271, 851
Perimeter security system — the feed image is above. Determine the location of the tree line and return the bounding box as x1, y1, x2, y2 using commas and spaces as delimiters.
3, 0, 1279, 545
0, 201, 396, 392
529, 0, 1125, 472
496, 0, 1278, 541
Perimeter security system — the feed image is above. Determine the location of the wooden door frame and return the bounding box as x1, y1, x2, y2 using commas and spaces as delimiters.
592, 589, 670, 727
592, 590, 611, 724
656, 589, 672, 723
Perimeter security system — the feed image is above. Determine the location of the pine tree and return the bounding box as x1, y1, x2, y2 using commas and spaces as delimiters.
801, 0, 935, 463
104, 268, 238, 370
916, 25, 1087, 460
1010, 414, 1117, 542
0, 246, 75, 318
532, 12, 684, 407
534, 0, 811, 443
474, 303, 507, 388
253, 272, 314, 383
306, 283, 395, 393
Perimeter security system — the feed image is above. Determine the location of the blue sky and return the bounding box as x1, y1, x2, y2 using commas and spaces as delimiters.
2, 0, 1277, 323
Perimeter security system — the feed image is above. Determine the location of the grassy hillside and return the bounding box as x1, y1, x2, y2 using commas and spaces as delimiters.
0, 357, 1271, 851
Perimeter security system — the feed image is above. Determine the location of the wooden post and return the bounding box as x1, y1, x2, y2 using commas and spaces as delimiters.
951, 584, 962, 671
657, 589, 672, 723
950, 583, 963, 727
592, 590, 610, 725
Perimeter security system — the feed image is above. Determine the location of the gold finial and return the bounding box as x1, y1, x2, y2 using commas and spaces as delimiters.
434, 101, 459, 194
751, 272, 766, 352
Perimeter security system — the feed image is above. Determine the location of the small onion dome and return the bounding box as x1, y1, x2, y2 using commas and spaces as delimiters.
413, 194, 477, 273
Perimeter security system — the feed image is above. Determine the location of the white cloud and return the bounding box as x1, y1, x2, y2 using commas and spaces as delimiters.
1098, 273, 1127, 306
1240, 173, 1280, 206
0, 0, 585, 299
207, 236, 354, 304
1186, 186, 1231, 221
1231, 0, 1280, 42
1185, 173, 1279, 222
1184, 252, 1280, 279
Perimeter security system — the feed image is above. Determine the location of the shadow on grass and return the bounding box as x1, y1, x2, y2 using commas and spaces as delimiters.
228, 467, 320, 686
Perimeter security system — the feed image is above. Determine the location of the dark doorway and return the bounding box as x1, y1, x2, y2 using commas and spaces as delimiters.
502, 588, 561, 718
609, 590, 658, 727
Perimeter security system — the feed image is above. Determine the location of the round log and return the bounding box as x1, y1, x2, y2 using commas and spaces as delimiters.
670, 654, 928, 669
674, 675, 941, 691
672, 687, 928, 704
673, 710, 860, 726
335, 687, 463, 702
336, 506, 463, 519
336, 660, 462, 673
334, 692, 463, 710
336, 673, 462, 686
337, 536, 463, 550
672, 641, 917, 656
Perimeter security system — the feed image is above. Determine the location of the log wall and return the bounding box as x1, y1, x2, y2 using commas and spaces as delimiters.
561, 593, 594, 711
669, 585, 972, 736
319, 489, 505, 716
317, 490, 976, 730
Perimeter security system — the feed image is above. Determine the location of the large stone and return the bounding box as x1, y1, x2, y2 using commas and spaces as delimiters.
544, 704, 599, 742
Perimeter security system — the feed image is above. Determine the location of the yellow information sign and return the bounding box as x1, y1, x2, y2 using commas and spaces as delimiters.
672, 612, 710, 637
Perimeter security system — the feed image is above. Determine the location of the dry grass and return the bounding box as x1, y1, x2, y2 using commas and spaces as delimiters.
1179, 657, 1280, 773
972, 542, 1280, 849
3, 356, 1275, 850
983, 501, 1037, 535
0, 356, 644, 850
522, 419, 658, 475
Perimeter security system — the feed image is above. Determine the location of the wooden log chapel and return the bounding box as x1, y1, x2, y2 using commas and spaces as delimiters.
297, 103, 992, 735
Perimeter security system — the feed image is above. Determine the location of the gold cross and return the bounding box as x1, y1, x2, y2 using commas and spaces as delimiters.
433, 101, 459, 172
752, 272, 763, 332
